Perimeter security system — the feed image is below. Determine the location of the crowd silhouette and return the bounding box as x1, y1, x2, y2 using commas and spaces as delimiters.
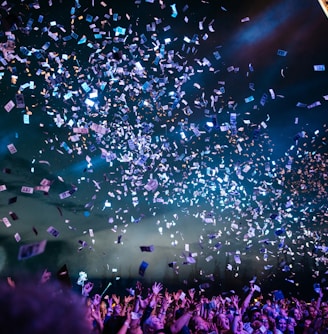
0, 269, 327, 334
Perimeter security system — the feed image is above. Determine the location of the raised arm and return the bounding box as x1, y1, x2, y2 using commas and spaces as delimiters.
170, 302, 196, 334
89, 294, 104, 333
140, 282, 163, 327
158, 290, 173, 324
231, 295, 242, 334
240, 283, 256, 315
315, 287, 324, 311
117, 306, 132, 334
121, 295, 135, 316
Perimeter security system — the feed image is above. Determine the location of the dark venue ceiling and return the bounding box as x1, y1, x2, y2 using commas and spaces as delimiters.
0, 0, 327, 298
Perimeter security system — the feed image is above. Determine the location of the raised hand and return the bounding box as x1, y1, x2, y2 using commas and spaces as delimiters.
172, 290, 182, 303
112, 293, 120, 305
231, 295, 240, 309
138, 295, 149, 310
152, 282, 163, 295
82, 281, 94, 296
164, 290, 174, 305
124, 295, 135, 304
93, 294, 101, 306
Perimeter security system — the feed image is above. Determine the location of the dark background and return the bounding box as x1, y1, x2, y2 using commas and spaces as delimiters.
0, 0, 327, 300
